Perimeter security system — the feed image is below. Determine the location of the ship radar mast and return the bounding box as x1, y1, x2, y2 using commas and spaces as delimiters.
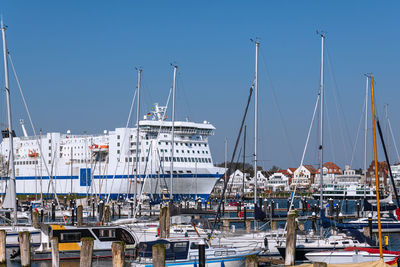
153, 103, 168, 121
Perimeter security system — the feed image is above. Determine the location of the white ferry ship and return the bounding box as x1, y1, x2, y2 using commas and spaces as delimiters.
312, 183, 378, 200
0, 104, 224, 200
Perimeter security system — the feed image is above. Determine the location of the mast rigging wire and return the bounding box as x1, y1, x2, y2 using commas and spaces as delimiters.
388, 118, 400, 163
105, 88, 137, 203
281, 93, 320, 240
260, 51, 297, 166
325, 45, 353, 164
8, 53, 64, 215
210, 84, 254, 237
349, 96, 367, 168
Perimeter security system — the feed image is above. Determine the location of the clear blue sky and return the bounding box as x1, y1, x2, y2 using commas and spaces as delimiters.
1, 1, 399, 171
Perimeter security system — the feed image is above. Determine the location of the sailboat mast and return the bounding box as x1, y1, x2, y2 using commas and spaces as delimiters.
254, 40, 259, 231
170, 65, 177, 201
134, 68, 142, 206
243, 125, 246, 201
385, 104, 389, 160
370, 75, 383, 258
224, 137, 227, 203
318, 33, 325, 216
364, 75, 369, 199
1, 21, 17, 223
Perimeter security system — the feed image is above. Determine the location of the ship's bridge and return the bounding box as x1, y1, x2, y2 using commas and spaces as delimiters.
139, 120, 215, 136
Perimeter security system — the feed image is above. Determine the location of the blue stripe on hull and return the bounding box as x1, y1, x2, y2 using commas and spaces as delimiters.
8, 173, 223, 180
4, 193, 212, 201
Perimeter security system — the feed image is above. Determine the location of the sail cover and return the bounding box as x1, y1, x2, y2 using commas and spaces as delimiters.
1, 178, 13, 209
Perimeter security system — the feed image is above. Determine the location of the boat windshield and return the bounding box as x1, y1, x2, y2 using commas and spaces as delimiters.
91, 227, 136, 244
138, 240, 189, 260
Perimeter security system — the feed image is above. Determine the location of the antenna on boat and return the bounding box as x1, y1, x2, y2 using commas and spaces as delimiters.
134, 67, 142, 212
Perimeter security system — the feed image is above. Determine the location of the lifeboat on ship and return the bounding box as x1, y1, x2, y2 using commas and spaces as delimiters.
28, 150, 39, 158
90, 144, 99, 150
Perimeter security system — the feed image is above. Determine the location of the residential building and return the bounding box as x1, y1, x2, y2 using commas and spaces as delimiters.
314, 162, 342, 186
335, 165, 361, 184
266, 170, 290, 192
290, 165, 317, 190
366, 160, 388, 187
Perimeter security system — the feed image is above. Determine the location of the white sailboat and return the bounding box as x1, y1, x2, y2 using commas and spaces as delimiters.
1, 19, 17, 222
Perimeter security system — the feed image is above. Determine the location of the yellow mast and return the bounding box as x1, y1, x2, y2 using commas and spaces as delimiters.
370, 75, 383, 258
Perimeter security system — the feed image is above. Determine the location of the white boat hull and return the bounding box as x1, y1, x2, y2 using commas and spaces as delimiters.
306, 251, 398, 264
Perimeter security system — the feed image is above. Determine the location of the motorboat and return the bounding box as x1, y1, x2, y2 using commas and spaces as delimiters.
131, 237, 261, 267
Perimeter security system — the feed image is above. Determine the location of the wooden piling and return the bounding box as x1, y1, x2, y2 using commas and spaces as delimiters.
368, 213, 373, 239
77, 205, 83, 226
112, 241, 125, 267
271, 220, 278, 230
245, 219, 251, 233
51, 237, 59, 267
363, 226, 371, 238
80, 237, 94, 267
284, 209, 297, 266
98, 200, 104, 222
159, 205, 170, 238
152, 243, 166, 267
198, 240, 206, 267
51, 201, 56, 221
112, 202, 115, 218
104, 205, 111, 223
19, 231, 31, 267
245, 254, 258, 267
32, 211, 40, 229
223, 219, 230, 233
0, 230, 5, 265
312, 212, 317, 232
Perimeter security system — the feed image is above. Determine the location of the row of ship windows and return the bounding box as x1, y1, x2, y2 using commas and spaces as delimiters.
125, 141, 207, 147
119, 149, 209, 155
159, 149, 208, 154
16, 159, 93, 165
124, 157, 211, 164
16, 161, 39, 165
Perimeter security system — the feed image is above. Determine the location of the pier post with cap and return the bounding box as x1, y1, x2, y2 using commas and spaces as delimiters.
19, 231, 31, 267
112, 241, 125, 267
51, 237, 59, 267
245, 254, 258, 267
104, 205, 111, 224
245, 219, 251, 233
112, 202, 115, 219
152, 243, 166, 267
80, 237, 94, 267
159, 205, 170, 238
77, 205, 83, 226
0, 230, 5, 265
32, 210, 40, 229
284, 210, 297, 266
51, 201, 56, 221
198, 239, 206, 267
